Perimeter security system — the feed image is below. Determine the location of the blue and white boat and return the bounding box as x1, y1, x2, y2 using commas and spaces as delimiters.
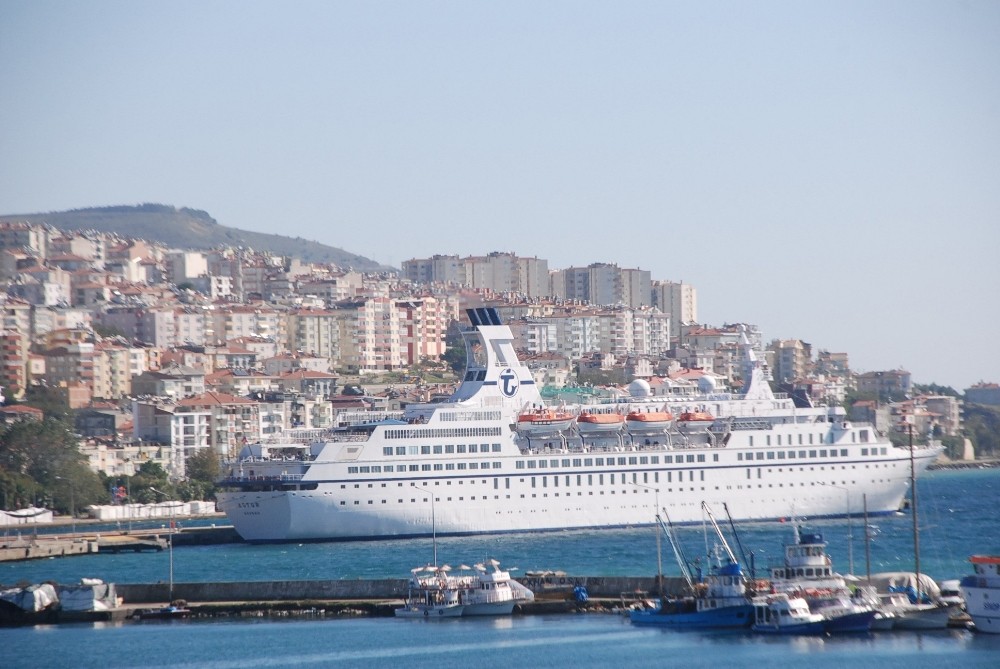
629, 503, 756, 629
629, 560, 754, 628
768, 526, 883, 630
960, 555, 1000, 634
752, 593, 828, 635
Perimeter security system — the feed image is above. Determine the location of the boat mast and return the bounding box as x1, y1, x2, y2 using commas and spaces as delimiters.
660, 510, 695, 591
863, 493, 872, 584
909, 421, 921, 598
700, 502, 739, 567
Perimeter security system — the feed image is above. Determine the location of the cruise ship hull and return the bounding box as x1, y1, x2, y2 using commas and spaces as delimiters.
216, 307, 943, 543
215, 445, 939, 542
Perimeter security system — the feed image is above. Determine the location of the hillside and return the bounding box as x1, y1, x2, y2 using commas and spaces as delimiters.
0, 204, 393, 271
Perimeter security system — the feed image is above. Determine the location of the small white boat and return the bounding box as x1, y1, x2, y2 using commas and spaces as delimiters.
960, 555, 1000, 634
395, 560, 523, 618
751, 594, 827, 635
458, 560, 519, 616
395, 565, 465, 619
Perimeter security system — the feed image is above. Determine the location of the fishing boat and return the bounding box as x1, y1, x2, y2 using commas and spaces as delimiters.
960, 555, 1000, 634
576, 411, 625, 434
395, 565, 465, 619
456, 560, 520, 616
629, 503, 756, 629
395, 560, 523, 618
216, 307, 943, 543
625, 408, 674, 432
629, 559, 755, 629
767, 526, 882, 630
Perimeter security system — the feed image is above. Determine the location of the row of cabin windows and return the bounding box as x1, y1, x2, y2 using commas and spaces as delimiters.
739, 449, 850, 461
516, 453, 717, 469
773, 567, 833, 578
752, 430, 873, 447
336, 471, 706, 503
737, 447, 888, 461
349, 462, 504, 474
384, 427, 503, 439
383, 444, 503, 457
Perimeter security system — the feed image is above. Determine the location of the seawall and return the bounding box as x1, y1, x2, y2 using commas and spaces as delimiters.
116, 575, 687, 604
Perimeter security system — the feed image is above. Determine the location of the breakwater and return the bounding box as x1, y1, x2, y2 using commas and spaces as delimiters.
116, 575, 682, 604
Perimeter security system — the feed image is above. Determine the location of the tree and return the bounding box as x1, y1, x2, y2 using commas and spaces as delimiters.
186, 449, 220, 500
129, 461, 175, 503
21, 385, 72, 423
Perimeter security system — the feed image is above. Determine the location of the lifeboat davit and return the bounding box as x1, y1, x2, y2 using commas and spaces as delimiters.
516, 408, 576, 436
625, 409, 674, 432
576, 411, 625, 434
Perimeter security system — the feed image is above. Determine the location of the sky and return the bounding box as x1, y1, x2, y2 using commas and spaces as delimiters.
1, 1, 998, 391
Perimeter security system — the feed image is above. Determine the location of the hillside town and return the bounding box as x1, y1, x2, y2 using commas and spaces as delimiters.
0, 220, 994, 507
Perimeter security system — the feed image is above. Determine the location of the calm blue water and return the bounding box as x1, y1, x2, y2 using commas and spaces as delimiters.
3, 613, 1000, 669
1, 468, 998, 667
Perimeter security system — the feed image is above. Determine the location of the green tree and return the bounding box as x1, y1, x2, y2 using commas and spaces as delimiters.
185, 449, 220, 500
0, 418, 105, 513
129, 461, 175, 503
20, 386, 72, 423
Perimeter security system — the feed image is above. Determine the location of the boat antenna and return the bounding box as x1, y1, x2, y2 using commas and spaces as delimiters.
863, 493, 872, 584
700, 502, 739, 567
661, 510, 695, 591
723, 502, 754, 581
908, 421, 922, 601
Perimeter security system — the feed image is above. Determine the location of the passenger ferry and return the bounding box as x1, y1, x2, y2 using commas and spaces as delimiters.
216, 307, 942, 542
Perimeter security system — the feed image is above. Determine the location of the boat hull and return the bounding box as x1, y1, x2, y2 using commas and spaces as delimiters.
463, 601, 517, 616
822, 610, 876, 633
395, 604, 464, 618
889, 603, 961, 630
217, 445, 938, 542
629, 605, 753, 629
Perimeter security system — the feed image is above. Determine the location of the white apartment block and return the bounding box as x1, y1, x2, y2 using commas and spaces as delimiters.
298, 271, 364, 302
651, 280, 698, 339
551, 263, 651, 308
287, 308, 349, 364
595, 308, 671, 357
165, 250, 209, 284
396, 295, 458, 363
213, 305, 286, 348
402, 255, 464, 284
404, 252, 550, 298
175, 308, 213, 346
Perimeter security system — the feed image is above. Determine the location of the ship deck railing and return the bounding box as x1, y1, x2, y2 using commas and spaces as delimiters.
220, 473, 306, 483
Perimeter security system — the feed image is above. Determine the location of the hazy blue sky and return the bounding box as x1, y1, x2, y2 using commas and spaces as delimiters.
2, 1, 997, 391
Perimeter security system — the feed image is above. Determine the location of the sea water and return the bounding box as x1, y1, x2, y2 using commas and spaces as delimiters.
2, 468, 998, 668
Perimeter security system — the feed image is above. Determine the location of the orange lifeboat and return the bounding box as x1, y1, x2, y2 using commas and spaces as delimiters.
516, 408, 576, 435
678, 411, 714, 422
576, 411, 625, 434
625, 409, 674, 432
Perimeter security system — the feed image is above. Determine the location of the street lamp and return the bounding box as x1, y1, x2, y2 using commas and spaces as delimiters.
823, 482, 853, 575
634, 483, 663, 595
150, 487, 174, 601
54, 476, 75, 536
415, 484, 437, 567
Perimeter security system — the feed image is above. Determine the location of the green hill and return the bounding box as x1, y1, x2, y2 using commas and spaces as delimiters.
0, 204, 393, 271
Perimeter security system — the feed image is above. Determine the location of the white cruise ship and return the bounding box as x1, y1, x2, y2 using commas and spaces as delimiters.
216, 307, 941, 542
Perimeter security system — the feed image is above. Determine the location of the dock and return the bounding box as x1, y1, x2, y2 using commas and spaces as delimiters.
0, 523, 241, 562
